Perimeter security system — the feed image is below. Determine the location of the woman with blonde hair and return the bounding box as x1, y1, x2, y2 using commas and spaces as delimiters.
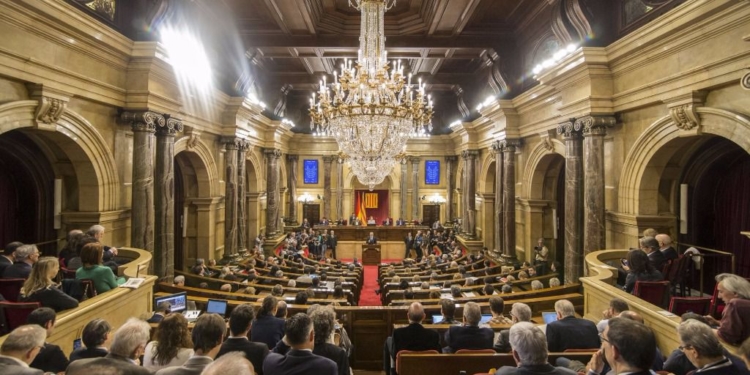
20, 257, 79, 312
143, 313, 194, 371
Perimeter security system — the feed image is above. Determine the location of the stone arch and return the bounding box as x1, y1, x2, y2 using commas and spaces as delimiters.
477, 151, 497, 194
245, 150, 262, 193
524, 138, 566, 199
0, 100, 119, 212
174, 136, 219, 198
618, 108, 750, 216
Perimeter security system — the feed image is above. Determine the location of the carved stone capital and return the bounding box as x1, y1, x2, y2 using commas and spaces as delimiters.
556, 118, 582, 139
445, 155, 458, 162
263, 148, 282, 159
120, 111, 164, 133
664, 91, 706, 132
461, 149, 480, 160
35, 97, 67, 127
409, 156, 421, 164
502, 139, 523, 153
490, 140, 504, 154
286, 154, 299, 163
576, 115, 615, 136
156, 116, 184, 136
322, 155, 336, 164
221, 136, 249, 151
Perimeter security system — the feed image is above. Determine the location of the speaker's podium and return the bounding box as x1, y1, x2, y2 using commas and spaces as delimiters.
362, 244, 381, 265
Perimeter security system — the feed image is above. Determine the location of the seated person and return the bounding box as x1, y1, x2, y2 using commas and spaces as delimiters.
263, 313, 337, 375
622, 249, 663, 294
0, 324, 47, 375
494, 322, 577, 375
367, 216, 376, 225
546, 299, 600, 352
675, 319, 747, 374
384, 302, 441, 374
217, 304, 269, 374
2, 244, 39, 279
69, 319, 111, 362
251, 296, 286, 349
433, 298, 460, 325
66, 318, 152, 375
494, 303, 532, 353
20, 257, 79, 312
143, 314, 194, 371
27, 307, 69, 374
703, 273, 750, 346
75, 242, 125, 294
442, 302, 493, 353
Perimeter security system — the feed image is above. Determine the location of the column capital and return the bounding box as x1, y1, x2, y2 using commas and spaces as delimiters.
576, 115, 616, 136
409, 156, 421, 164
491, 139, 523, 153
263, 148, 282, 159
286, 154, 299, 163
221, 137, 249, 151
155, 116, 184, 136
445, 155, 458, 162
556, 118, 582, 139
120, 111, 164, 133
322, 155, 336, 163
461, 149, 480, 159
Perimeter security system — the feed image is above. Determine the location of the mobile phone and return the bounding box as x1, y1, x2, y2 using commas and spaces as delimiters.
73, 338, 82, 350
621, 259, 629, 267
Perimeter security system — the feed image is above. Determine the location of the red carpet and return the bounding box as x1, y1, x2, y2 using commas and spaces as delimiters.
342, 258, 400, 306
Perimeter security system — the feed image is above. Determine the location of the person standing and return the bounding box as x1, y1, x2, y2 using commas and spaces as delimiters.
403, 233, 414, 259
534, 238, 549, 275
327, 231, 338, 259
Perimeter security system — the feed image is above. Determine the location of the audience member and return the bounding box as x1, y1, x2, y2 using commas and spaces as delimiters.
251, 296, 286, 349
703, 273, 750, 345
69, 318, 111, 362
546, 299, 599, 352
263, 313, 337, 375
310, 306, 349, 375
20, 256, 79, 311
86, 225, 118, 262
275, 300, 288, 319
597, 298, 629, 333
75, 242, 125, 294
59, 230, 83, 266
549, 277, 561, 287
294, 291, 309, 304
655, 234, 678, 261
143, 314, 194, 371
2, 244, 39, 279
155, 313, 225, 375
27, 307, 68, 373
640, 236, 666, 271
494, 322, 576, 375
531, 280, 543, 290
202, 352, 254, 375
494, 303, 532, 353
443, 301, 493, 353
0, 324, 46, 374
676, 319, 746, 374
434, 298, 459, 325
147, 301, 172, 324
622, 249, 663, 293
488, 296, 512, 324
217, 304, 269, 375
383, 302, 441, 374
0, 241, 23, 276
586, 317, 655, 375
65, 318, 152, 375
173, 275, 185, 286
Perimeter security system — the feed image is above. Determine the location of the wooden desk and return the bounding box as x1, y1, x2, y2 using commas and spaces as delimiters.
313, 225, 428, 241
362, 244, 381, 265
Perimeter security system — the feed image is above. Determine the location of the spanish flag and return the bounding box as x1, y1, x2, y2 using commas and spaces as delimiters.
355, 191, 367, 223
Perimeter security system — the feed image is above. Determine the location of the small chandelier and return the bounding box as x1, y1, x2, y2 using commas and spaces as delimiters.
310, 0, 433, 189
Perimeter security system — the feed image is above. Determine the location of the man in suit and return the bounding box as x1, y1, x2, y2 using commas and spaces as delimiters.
586, 318, 658, 375
656, 234, 678, 261
0, 324, 46, 375
494, 322, 577, 375
69, 318, 111, 362
349, 213, 357, 225
147, 301, 171, 324
66, 318, 152, 375
263, 313, 337, 375
2, 244, 39, 279
403, 233, 414, 259
546, 299, 600, 353
217, 304, 269, 374
327, 230, 338, 259
383, 302, 441, 374
495, 303, 533, 353
156, 313, 226, 375
443, 302, 494, 353
27, 307, 68, 373
320, 217, 329, 225
366, 232, 377, 245
396, 218, 405, 226
641, 236, 666, 271
0, 241, 21, 276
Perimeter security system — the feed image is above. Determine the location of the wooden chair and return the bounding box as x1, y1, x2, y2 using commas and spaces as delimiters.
0, 278, 25, 302
0, 301, 40, 334
666, 255, 691, 297
633, 281, 670, 308
396, 349, 439, 375
79, 279, 97, 300
669, 297, 712, 316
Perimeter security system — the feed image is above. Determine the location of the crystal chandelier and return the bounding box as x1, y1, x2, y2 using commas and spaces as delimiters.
309, 0, 433, 190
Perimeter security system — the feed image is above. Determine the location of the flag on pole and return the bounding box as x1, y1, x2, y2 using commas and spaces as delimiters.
356, 191, 367, 223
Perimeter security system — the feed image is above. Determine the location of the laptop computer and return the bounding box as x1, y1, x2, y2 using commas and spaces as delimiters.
183, 300, 200, 322
206, 299, 228, 318
542, 312, 558, 324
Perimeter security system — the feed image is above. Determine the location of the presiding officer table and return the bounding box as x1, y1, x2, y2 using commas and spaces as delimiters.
312, 224, 429, 241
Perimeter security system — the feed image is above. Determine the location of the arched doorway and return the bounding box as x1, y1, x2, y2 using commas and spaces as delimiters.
480, 159, 496, 250
526, 146, 566, 271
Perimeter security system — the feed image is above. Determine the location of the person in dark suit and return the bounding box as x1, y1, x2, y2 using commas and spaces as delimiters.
545, 300, 600, 353
349, 213, 357, 225
147, 301, 171, 324
310, 306, 349, 375
383, 302, 441, 374
642, 236, 667, 271
217, 304, 269, 375
0, 324, 46, 375
0, 241, 22, 277
443, 302, 494, 353
494, 322, 577, 375
403, 233, 414, 259
366, 232, 377, 245
155, 313, 226, 375
656, 234, 678, 261
251, 296, 286, 349
263, 313, 337, 375
66, 318, 153, 375
586, 318, 658, 375
2, 244, 39, 279
26, 307, 68, 373
69, 318, 111, 362
327, 231, 338, 259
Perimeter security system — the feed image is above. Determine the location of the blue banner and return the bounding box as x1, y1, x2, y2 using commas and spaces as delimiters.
425, 160, 440, 185
303, 159, 318, 184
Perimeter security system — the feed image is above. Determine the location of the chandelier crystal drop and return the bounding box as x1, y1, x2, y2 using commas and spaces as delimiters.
309, 0, 433, 190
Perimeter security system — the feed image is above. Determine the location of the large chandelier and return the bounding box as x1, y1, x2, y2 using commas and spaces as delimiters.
309, 0, 433, 190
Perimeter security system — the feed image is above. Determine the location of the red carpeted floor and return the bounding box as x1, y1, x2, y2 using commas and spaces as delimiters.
343, 259, 400, 306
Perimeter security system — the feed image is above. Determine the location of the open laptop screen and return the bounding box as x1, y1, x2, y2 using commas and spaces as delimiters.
542, 312, 558, 324
154, 292, 187, 313
206, 299, 228, 317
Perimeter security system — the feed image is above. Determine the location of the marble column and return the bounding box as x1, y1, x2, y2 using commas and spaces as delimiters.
445, 156, 457, 222
410, 157, 421, 220
557, 120, 584, 283
323, 156, 334, 220
154, 116, 182, 277
580, 115, 615, 255
461, 150, 479, 238
336, 157, 344, 221
264, 148, 283, 236
222, 138, 240, 258
502, 139, 522, 260
400, 159, 408, 220
490, 142, 504, 253
120, 111, 163, 251
236, 140, 250, 253
286, 155, 299, 225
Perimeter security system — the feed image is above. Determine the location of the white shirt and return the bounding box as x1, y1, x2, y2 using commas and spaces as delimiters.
143, 341, 194, 371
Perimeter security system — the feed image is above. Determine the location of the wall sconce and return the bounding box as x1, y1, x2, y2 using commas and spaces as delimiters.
298, 193, 314, 204
428, 193, 446, 205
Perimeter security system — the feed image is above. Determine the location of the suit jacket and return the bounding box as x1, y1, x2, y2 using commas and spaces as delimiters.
147, 313, 165, 324
251, 315, 286, 349
661, 247, 678, 261
392, 323, 441, 358
66, 353, 152, 375
69, 347, 108, 362
493, 329, 511, 353
20, 286, 79, 312
443, 325, 494, 353
647, 249, 667, 271
494, 363, 577, 375
314, 343, 349, 375
545, 316, 600, 352
0, 355, 43, 375
217, 337, 269, 375
2, 262, 31, 279
30, 342, 68, 373
366, 237, 377, 245
327, 236, 338, 249
154, 356, 213, 375
263, 349, 337, 375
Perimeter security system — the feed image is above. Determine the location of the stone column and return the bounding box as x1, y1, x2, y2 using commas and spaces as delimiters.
557, 120, 584, 283
445, 156, 457, 222
286, 155, 299, 225
411, 157, 420, 220
580, 115, 615, 255
120, 111, 163, 251
222, 138, 240, 259
236, 140, 250, 254
461, 150, 479, 238
336, 157, 344, 221
490, 142, 504, 253
323, 156, 334, 220
264, 148, 282, 236
400, 159, 408, 220
502, 139, 522, 260
153, 116, 182, 277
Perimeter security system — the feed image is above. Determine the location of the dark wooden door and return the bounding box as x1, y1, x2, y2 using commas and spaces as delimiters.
303, 204, 320, 225
422, 205, 440, 226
